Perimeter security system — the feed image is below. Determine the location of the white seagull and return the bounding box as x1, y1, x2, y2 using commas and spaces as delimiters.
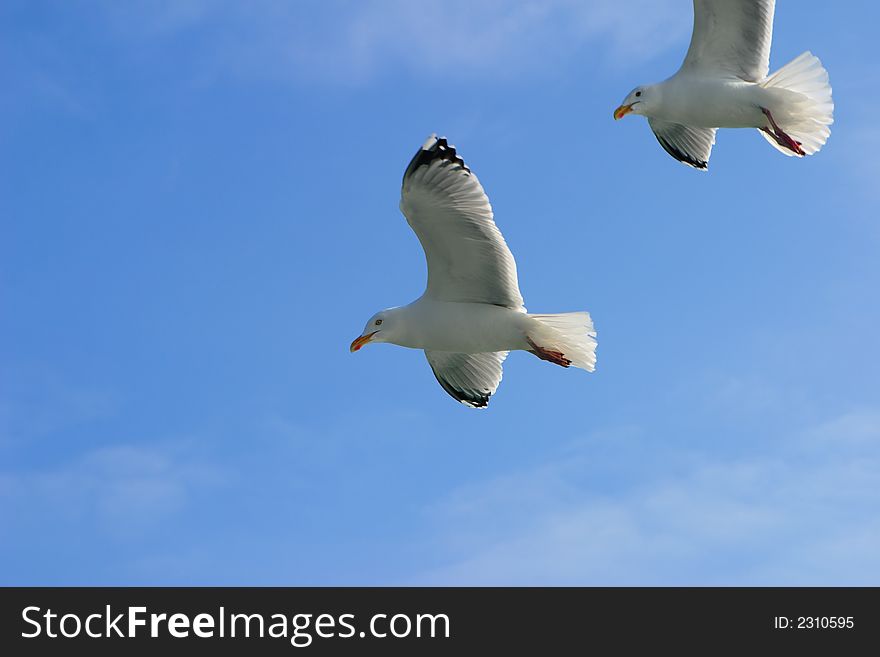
350, 135, 597, 408
613, 0, 833, 169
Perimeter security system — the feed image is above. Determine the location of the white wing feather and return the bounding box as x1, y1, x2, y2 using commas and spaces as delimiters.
425, 350, 508, 408
648, 119, 717, 170
399, 135, 524, 310
680, 0, 775, 82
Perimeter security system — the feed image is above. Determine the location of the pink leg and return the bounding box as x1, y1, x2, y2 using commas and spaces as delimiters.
761, 107, 805, 156
527, 337, 571, 368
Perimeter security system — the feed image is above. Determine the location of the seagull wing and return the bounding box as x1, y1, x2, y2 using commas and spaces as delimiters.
648, 119, 717, 170
400, 135, 524, 310
679, 0, 775, 82
425, 350, 508, 408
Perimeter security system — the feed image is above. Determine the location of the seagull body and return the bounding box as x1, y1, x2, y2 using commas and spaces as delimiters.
350, 135, 597, 408
645, 76, 768, 128
614, 0, 833, 169
373, 300, 531, 354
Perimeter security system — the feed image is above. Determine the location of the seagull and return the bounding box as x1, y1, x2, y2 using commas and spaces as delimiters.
613, 0, 833, 169
350, 135, 597, 408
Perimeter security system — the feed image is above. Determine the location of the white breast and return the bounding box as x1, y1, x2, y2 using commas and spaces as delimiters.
660, 76, 767, 128
396, 299, 529, 353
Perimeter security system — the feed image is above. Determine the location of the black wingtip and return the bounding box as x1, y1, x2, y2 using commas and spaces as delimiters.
403, 134, 471, 183
655, 134, 708, 170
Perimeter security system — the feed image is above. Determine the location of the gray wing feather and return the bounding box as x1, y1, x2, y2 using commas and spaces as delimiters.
680, 0, 775, 82
425, 350, 508, 408
400, 136, 524, 310
648, 119, 717, 170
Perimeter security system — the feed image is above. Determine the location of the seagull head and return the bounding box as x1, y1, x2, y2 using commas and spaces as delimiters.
350, 309, 398, 352
614, 85, 654, 120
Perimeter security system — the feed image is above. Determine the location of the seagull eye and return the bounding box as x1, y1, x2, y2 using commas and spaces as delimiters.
635, 91, 642, 97
375, 319, 383, 326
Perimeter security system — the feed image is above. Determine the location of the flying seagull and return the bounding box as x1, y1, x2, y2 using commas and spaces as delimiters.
350, 135, 597, 408
613, 0, 833, 169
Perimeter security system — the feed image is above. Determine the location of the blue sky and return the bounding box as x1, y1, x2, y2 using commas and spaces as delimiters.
2, 0, 878, 585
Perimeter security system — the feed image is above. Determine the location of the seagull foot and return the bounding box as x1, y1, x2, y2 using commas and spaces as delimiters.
527, 337, 571, 368
761, 108, 805, 156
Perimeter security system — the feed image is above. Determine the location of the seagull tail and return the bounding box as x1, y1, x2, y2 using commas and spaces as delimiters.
758, 51, 834, 156
527, 312, 597, 372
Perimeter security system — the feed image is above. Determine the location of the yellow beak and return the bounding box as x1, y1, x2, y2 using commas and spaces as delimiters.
350, 331, 378, 352
613, 103, 634, 120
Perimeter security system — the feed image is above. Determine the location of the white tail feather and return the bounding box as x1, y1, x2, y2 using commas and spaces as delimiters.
528, 312, 597, 372
758, 51, 833, 156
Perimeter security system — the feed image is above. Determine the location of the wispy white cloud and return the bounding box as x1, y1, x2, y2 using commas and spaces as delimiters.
100, 0, 689, 84
805, 409, 880, 447
416, 409, 880, 585
0, 440, 226, 540
0, 366, 116, 446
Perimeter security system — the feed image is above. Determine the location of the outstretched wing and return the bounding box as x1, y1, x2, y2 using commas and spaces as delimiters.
679, 0, 775, 82
400, 135, 524, 310
649, 118, 717, 170
425, 350, 508, 409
